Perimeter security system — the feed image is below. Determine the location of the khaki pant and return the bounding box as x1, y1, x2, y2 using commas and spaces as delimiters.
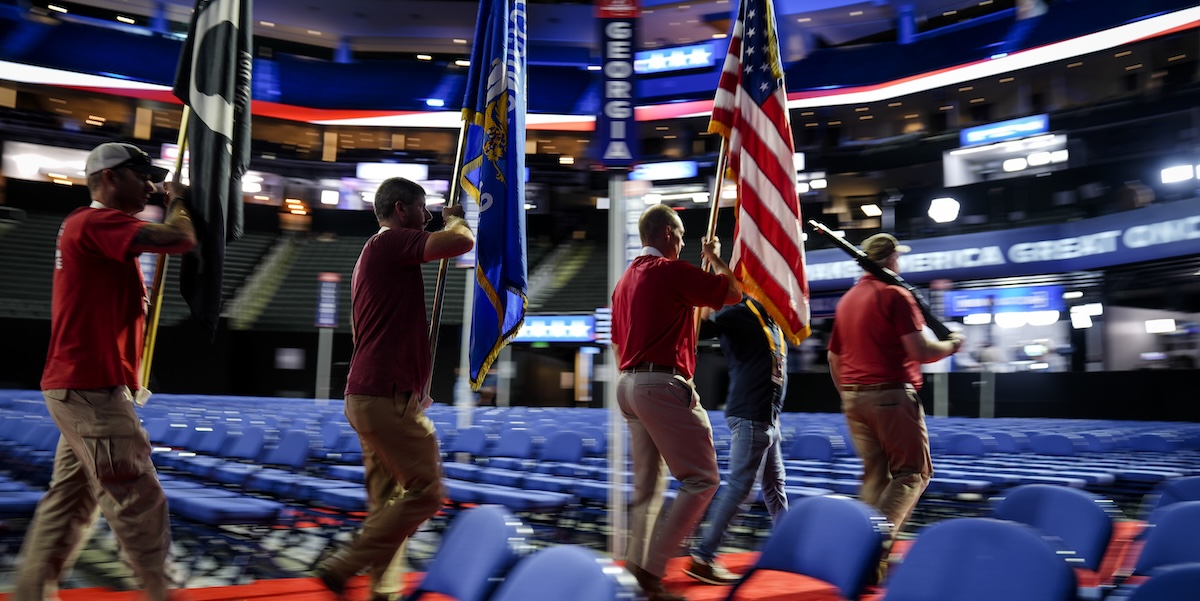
15, 388, 171, 601
320, 391, 443, 585
617, 372, 719, 578
841, 386, 933, 542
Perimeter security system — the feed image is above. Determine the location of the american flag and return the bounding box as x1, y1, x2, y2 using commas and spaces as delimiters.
710, 0, 811, 345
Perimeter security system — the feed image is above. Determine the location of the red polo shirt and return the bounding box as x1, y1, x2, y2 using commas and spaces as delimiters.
42, 207, 147, 391
345, 227, 432, 398
829, 274, 925, 388
611, 254, 729, 379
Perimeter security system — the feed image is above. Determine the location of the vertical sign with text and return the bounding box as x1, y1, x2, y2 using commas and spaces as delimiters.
315, 272, 340, 328
595, 0, 639, 169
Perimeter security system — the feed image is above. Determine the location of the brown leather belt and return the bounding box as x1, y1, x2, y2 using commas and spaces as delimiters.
622, 362, 680, 375
840, 382, 913, 392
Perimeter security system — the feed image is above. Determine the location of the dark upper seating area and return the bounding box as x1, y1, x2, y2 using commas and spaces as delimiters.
250, 234, 369, 332
0, 212, 61, 320
156, 231, 280, 327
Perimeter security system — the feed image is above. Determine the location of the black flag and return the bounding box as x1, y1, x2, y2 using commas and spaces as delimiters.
172, 0, 252, 334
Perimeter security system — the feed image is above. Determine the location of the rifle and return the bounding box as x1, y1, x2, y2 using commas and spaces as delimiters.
808, 220, 953, 340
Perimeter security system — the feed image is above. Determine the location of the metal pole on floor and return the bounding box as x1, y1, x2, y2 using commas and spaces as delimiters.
606, 173, 629, 559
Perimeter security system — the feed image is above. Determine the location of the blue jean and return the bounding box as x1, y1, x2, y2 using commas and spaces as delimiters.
694, 415, 787, 562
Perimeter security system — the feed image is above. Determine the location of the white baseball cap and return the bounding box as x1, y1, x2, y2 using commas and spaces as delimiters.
85, 142, 169, 183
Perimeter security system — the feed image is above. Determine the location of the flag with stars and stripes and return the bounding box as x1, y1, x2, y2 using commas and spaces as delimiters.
709, 0, 810, 345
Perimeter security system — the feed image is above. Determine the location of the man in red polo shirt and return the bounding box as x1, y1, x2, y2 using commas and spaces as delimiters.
17, 142, 196, 601
828, 233, 964, 579
315, 177, 473, 601
611, 204, 741, 601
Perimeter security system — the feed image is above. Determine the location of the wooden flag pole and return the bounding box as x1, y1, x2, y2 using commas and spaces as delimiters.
426, 122, 472, 396
696, 136, 732, 338
703, 137, 731, 270
140, 106, 191, 388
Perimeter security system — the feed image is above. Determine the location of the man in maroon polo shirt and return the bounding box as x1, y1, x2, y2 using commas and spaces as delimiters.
17, 142, 195, 601
611, 204, 742, 601
828, 232, 965, 579
315, 177, 473, 601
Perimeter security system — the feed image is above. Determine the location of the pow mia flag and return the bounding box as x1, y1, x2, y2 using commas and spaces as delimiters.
172, 0, 252, 334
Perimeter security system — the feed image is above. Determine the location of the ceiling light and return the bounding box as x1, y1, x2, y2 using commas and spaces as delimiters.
1070, 313, 1092, 329
1067, 61, 1083, 68
453, 39, 468, 44
995, 313, 1027, 328
48, 5, 67, 13
795, 182, 810, 194
849, 11, 863, 16
1062, 291, 1083, 300
963, 313, 992, 325
425, 98, 444, 107
320, 190, 339, 205
455, 59, 470, 67
1027, 151, 1052, 166
307, 30, 321, 36
861, 204, 882, 217
117, 15, 135, 24
416, 54, 432, 61
1050, 149, 1069, 163
1161, 165, 1196, 184
586, 65, 601, 71
809, 179, 827, 189
643, 193, 662, 205
559, 156, 575, 165
1003, 158, 1028, 172
260, 21, 275, 27
928, 197, 960, 223
1026, 310, 1060, 326
1145, 319, 1176, 334
999, 77, 1014, 82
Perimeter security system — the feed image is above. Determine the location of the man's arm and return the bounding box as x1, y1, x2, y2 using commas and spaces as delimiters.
828, 350, 841, 389
901, 330, 966, 364
423, 204, 474, 261
129, 183, 197, 255
701, 237, 742, 305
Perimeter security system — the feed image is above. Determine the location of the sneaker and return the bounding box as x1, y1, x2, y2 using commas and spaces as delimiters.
684, 557, 741, 585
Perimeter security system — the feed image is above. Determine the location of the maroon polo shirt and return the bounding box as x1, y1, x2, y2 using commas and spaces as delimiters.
345, 227, 432, 397
611, 254, 729, 379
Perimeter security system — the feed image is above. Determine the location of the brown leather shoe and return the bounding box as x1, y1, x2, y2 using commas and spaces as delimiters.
627, 563, 687, 601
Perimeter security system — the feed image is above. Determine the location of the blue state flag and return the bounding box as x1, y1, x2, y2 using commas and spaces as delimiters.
461, 0, 528, 391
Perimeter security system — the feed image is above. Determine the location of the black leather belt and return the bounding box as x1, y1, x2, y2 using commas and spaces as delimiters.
622, 362, 680, 375
840, 382, 913, 392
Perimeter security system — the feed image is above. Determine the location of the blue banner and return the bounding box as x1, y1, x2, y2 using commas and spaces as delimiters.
942, 286, 1064, 316
460, 0, 529, 391
513, 315, 596, 343
960, 113, 1048, 146
805, 197, 1200, 292
595, 0, 639, 168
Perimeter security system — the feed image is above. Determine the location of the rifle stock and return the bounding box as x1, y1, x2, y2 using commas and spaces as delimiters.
808, 220, 953, 340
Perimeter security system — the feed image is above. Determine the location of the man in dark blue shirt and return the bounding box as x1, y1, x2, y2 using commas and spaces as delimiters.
685, 298, 789, 585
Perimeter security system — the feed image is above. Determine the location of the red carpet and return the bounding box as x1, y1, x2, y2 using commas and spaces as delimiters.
0, 552, 847, 601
